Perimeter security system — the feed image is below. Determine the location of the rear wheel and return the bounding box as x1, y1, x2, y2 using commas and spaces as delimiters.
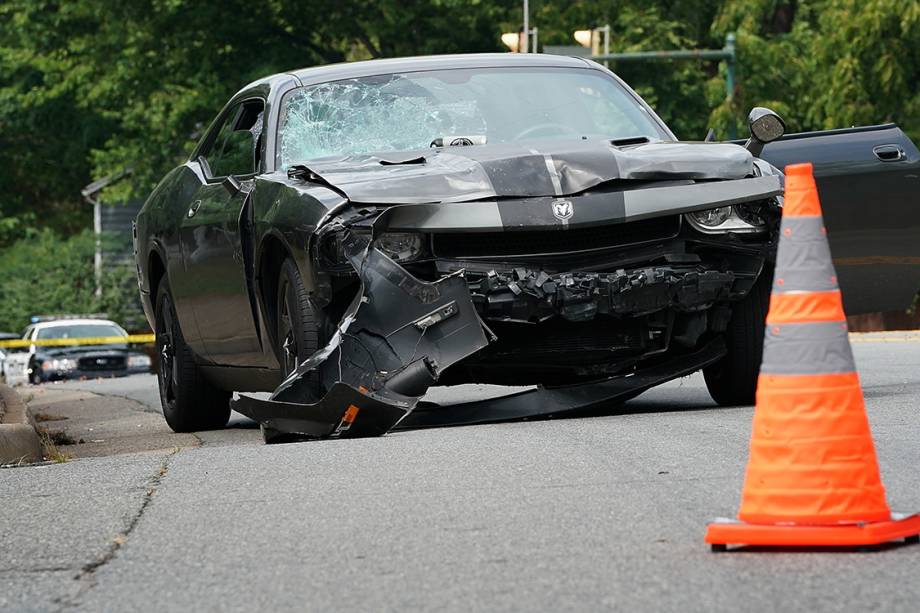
155, 283, 230, 432
263, 258, 327, 444
704, 273, 772, 406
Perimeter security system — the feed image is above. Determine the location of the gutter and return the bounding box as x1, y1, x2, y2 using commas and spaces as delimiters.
0, 385, 43, 465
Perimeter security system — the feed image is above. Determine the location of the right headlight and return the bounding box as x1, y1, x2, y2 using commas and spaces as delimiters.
686, 202, 770, 234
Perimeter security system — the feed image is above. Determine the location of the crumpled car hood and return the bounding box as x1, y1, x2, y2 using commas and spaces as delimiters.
290, 140, 755, 204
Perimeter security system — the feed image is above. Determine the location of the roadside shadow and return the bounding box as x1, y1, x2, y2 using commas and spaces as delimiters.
397, 380, 736, 433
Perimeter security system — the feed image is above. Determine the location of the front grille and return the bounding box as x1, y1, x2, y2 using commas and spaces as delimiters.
432, 216, 680, 259
78, 356, 127, 371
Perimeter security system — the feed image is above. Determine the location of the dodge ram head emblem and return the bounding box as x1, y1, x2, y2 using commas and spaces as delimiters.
551, 199, 574, 221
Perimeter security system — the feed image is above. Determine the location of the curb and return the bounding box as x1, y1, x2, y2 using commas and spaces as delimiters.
0, 383, 43, 464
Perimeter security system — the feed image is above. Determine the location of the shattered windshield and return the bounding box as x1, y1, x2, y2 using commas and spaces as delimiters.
277, 67, 669, 167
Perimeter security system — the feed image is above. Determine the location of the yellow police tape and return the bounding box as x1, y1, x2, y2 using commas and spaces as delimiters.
0, 334, 155, 349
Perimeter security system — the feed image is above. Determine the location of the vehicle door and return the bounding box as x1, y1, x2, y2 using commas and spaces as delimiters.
3, 326, 35, 385
174, 98, 267, 367
758, 124, 920, 314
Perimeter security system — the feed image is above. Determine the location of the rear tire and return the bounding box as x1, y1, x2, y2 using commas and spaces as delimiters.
155, 283, 231, 432
704, 273, 772, 406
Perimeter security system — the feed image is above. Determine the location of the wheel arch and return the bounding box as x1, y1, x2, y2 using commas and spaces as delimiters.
257, 231, 301, 353
148, 249, 167, 307
144, 245, 169, 330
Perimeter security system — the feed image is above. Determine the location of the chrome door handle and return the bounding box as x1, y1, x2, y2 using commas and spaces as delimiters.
187, 200, 202, 218
873, 144, 905, 162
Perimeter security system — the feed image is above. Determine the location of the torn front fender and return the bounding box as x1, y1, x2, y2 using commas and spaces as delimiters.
232, 231, 490, 439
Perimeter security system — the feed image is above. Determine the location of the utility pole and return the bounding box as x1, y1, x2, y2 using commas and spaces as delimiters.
501, 2, 537, 53
522, 0, 529, 53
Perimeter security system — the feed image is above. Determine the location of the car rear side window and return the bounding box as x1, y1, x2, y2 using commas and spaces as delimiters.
201, 99, 265, 178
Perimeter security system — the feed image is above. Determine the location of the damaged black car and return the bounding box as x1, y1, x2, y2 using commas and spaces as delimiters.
134, 54, 920, 442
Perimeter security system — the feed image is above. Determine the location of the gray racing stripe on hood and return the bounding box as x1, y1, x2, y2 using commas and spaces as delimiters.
543, 154, 564, 196
385, 201, 504, 231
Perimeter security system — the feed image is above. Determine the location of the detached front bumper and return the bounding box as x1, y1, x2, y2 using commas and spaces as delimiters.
233, 233, 490, 439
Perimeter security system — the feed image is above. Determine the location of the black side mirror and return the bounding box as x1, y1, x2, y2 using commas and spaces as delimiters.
744, 107, 785, 157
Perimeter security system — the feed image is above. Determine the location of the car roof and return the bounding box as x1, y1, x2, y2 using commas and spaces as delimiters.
244, 53, 594, 91
32, 319, 122, 329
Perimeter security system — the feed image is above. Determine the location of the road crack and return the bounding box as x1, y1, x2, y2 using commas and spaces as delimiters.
53, 447, 181, 610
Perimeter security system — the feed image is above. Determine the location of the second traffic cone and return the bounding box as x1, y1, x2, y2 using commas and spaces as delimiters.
705, 162, 920, 549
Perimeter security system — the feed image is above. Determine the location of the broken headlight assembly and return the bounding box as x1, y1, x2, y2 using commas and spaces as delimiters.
319, 229, 427, 270
374, 232, 425, 262
685, 201, 771, 234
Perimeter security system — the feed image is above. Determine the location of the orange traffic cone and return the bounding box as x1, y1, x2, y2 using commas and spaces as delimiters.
705, 163, 920, 550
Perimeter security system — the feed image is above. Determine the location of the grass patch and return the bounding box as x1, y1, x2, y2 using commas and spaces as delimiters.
35, 425, 74, 463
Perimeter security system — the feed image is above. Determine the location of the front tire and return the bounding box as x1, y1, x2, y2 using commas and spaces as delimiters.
704, 273, 772, 406
155, 283, 230, 432
275, 258, 326, 392
263, 258, 327, 445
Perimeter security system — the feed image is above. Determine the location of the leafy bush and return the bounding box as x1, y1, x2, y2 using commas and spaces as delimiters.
0, 229, 145, 333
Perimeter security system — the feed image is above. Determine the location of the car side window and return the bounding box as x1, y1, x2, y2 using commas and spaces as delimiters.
201, 99, 265, 179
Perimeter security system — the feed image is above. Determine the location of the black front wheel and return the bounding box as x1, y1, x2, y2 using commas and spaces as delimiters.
703, 273, 772, 406
155, 283, 230, 432
263, 258, 328, 445
275, 257, 327, 391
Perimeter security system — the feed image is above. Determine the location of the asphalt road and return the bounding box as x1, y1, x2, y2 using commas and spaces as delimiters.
3, 335, 920, 612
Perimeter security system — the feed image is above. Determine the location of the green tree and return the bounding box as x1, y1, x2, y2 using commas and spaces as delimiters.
0, 229, 144, 332
708, 0, 920, 142
0, 0, 516, 248
3, 0, 920, 252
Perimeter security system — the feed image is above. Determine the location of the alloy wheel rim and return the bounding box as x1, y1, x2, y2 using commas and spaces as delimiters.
157, 300, 177, 407
278, 278, 297, 376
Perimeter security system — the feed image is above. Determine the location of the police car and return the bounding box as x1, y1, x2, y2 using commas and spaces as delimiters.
2, 316, 152, 385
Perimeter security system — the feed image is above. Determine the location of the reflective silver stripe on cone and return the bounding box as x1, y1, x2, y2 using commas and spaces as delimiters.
760, 320, 856, 375
773, 216, 839, 293
773, 263, 839, 293
775, 217, 834, 269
